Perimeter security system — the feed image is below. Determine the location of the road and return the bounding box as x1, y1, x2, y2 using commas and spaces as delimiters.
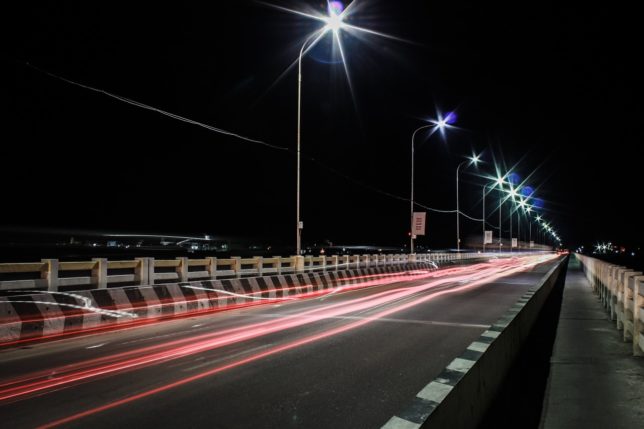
0, 254, 562, 428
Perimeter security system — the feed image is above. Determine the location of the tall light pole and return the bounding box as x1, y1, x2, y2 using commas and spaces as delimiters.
456, 154, 480, 252
526, 206, 533, 249
279, 1, 394, 256
295, 32, 323, 256
484, 175, 506, 253
410, 115, 452, 254
507, 187, 519, 252
410, 125, 432, 255
482, 184, 488, 252
293, 3, 348, 256
498, 190, 503, 253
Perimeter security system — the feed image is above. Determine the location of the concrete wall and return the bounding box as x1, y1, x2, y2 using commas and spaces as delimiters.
575, 253, 644, 356
382, 255, 567, 429
0, 262, 437, 344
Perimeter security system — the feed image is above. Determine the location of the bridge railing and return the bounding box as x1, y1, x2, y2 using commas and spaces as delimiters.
0, 251, 540, 292
575, 253, 644, 357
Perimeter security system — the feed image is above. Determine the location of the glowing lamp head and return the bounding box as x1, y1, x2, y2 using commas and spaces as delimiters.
325, 14, 344, 32
325, 2, 345, 32
469, 154, 481, 165
436, 118, 448, 129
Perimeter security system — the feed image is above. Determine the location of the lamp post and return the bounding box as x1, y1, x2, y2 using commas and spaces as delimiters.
482, 184, 489, 252
410, 125, 432, 254
295, 32, 323, 256
456, 154, 480, 252
409, 114, 453, 254
517, 208, 521, 250
482, 176, 504, 253
481, 178, 496, 253
281, 1, 393, 256
294, 4, 348, 256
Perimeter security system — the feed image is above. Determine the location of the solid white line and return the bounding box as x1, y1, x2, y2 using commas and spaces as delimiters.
85, 343, 107, 349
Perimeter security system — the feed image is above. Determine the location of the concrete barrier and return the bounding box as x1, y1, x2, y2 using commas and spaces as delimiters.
0, 252, 544, 292
575, 253, 644, 356
382, 255, 567, 429
0, 262, 441, 344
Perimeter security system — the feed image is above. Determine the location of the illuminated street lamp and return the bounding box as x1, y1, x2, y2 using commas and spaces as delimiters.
456, 154, 481, 252
294, 4, 349, 255
270, 0, 401, 255
482, 174, 506, 253
410, 112, 454, 254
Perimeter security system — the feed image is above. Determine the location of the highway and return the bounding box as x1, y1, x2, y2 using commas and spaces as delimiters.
0, 254, 562, 429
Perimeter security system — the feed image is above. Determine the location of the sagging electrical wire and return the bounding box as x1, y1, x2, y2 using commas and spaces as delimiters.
19, 61, 488, 222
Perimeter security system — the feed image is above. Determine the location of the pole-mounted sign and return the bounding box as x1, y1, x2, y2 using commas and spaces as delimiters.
413, 212, 426, 237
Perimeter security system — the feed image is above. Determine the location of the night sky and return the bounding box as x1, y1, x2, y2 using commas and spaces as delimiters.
2, 1, 642, 251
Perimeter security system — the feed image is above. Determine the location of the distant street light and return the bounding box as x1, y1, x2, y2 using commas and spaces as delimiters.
482, 174, 505, 253
456, 154, 480, 252
410, 113, 454, 254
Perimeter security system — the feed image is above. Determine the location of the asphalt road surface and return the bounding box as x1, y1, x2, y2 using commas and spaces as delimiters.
0, 254, 562, 429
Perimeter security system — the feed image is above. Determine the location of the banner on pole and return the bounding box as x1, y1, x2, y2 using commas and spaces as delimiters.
512, 238, 518, 248
413, 212, 426, 236
530, 240, 534, 248
484, 230, 493, 244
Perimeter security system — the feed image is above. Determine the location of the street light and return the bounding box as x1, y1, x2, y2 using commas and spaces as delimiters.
410, 113, 454, 254
295, 6, 349, 256
456, 154, 481, 252
482, 174, 505, 253
278, 1, 397, 256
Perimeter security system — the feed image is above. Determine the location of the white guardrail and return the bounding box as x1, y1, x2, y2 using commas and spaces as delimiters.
575, 253, 644, 357
0, 252, 534, 292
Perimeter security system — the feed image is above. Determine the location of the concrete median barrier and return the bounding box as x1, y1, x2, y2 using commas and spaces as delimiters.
382, 256, 567, 429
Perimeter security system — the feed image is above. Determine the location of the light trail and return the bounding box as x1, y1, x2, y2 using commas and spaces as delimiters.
0, 268, 433, 346
0, 254, 555, 407
34, 254, 557, 428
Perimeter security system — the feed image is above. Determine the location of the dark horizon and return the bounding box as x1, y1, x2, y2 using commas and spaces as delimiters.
2, 1, 642, 252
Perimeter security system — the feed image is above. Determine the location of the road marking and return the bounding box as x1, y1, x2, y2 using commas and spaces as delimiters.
85, 343, 107, 349
467, 341, 490, 353
482, 329, 500, 339
180, 344, 272, 372
209, 312, 489, 329
446, 357, 475, 373
381, 416, 421, 429
191, 324, 204, 328
417, 381, 452, 403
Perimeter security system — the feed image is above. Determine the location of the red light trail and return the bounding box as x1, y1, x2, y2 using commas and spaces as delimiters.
0, 255, 556, 428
